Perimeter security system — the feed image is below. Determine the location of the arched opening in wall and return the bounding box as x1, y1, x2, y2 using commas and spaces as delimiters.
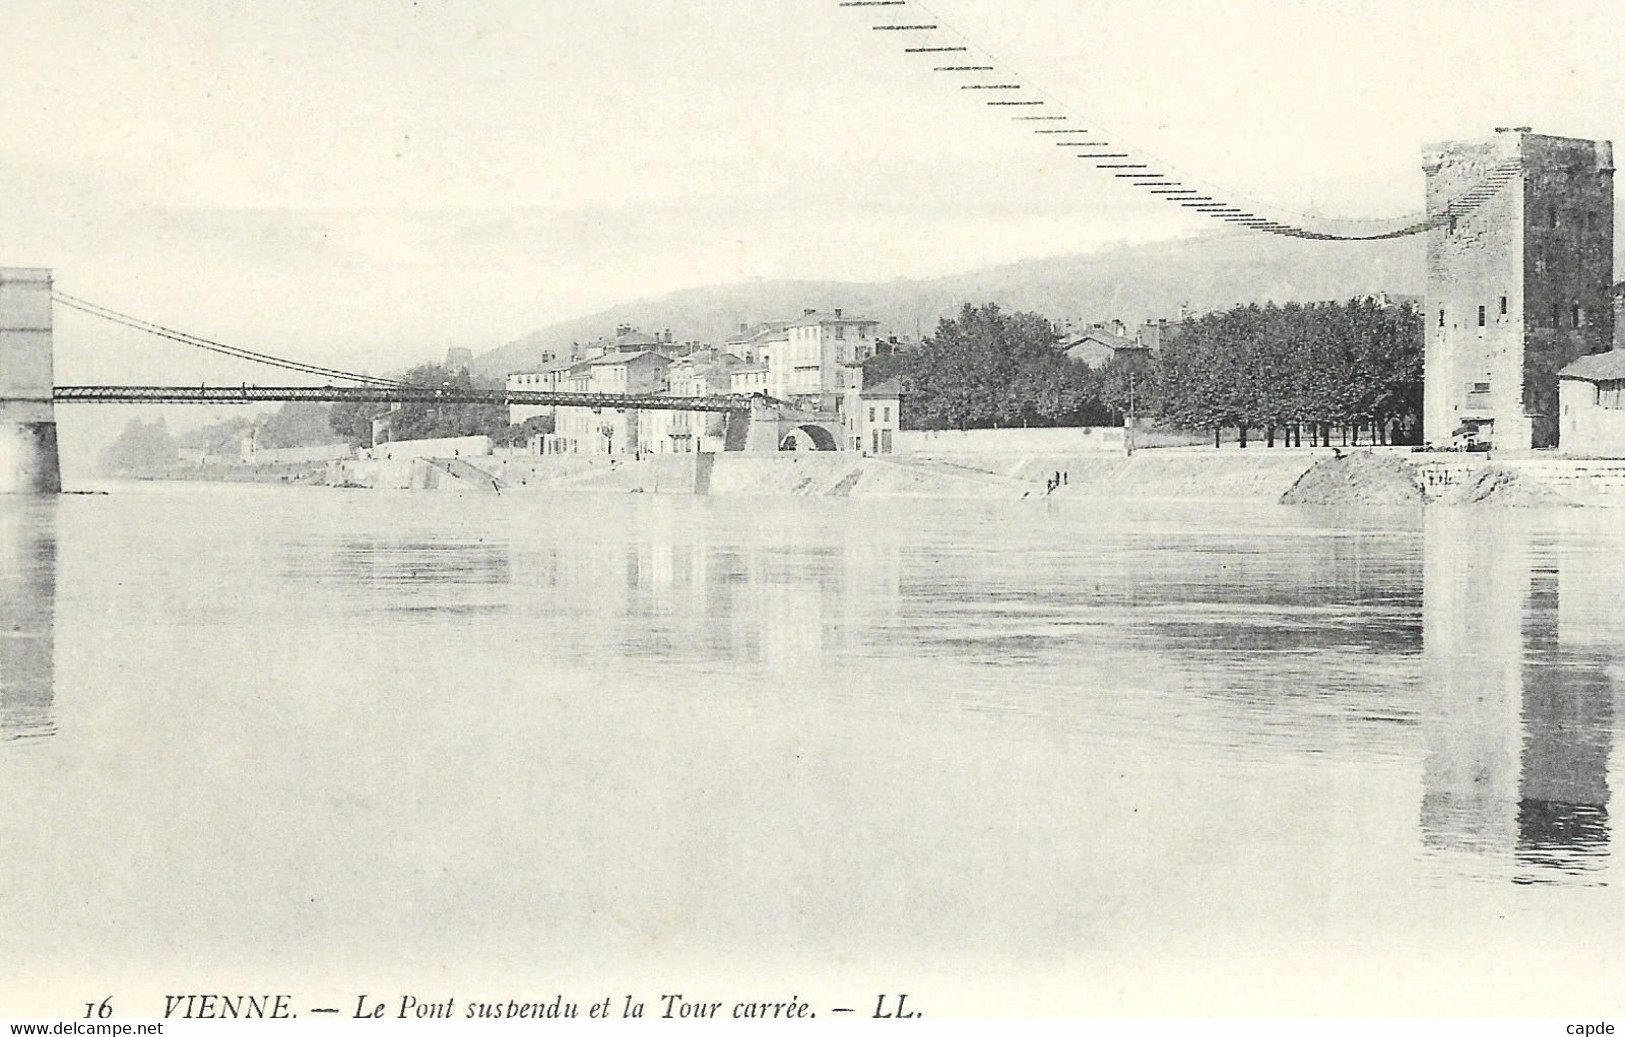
778, 424, 838, 451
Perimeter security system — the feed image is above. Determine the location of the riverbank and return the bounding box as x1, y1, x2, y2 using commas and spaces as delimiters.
118, 446, 1625, 506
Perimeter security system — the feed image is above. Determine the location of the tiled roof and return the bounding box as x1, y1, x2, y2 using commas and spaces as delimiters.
785, 311, 877, 329
588, 350, 672, 367
727, 320, 792, 343
507, 356, 574, 376
1063, 328, 1139, 351
1560, 350, 1625, 381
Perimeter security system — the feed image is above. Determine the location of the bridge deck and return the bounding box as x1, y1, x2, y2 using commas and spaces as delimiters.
50, 385, 757, 413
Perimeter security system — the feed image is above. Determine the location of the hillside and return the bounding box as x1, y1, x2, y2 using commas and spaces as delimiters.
474, 230, 1428, 377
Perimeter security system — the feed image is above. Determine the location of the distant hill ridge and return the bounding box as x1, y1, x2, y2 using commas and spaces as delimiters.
475, 230, 1437, 376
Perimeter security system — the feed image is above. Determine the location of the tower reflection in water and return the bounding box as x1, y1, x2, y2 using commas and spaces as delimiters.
1421, 511, 1613, 884
0, 499, 55, 742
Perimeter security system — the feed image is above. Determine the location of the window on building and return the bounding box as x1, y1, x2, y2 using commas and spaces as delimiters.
1500, 296, 1508, 316
1552, 303, 1562, 327
1549, 205, 1559, 229
882, 406, 891, 422
1438, 309, 1445, 328
1478, 305, 1486, 327
1573, 305, 1584, 328
835, 325, 845, 340
1600, 382, 1625, 409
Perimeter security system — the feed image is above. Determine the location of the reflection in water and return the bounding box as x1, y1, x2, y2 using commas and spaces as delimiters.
278, 505, 908, 679
537, 533, 904, 677
284, 535, 511, 617
0, 500, 55, 742
16, 488, 1625, 1004
1421, 512, 1613, 884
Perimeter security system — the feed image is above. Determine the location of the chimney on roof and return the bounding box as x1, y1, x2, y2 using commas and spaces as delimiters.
804, 308, 816, 317
738, 322, 749, 335
834, 307, 843, 318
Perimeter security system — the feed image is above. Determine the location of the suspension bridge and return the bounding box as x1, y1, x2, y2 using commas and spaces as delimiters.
0, 275, 770, 493
0, 6, 1610, 491
45, 291, 757, 414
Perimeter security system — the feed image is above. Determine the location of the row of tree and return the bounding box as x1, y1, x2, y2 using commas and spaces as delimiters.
865, 299, 1424, 445
1150, 298, 1422, 446
862, 303, 1114, 430
98, 403, 343, 473
327, 362, 517, 447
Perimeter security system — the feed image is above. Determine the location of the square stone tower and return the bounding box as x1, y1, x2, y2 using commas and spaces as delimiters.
1422, 130, 1615, 449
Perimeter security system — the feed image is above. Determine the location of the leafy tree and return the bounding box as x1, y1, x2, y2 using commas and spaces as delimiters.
328, 397, 380, 448
175, 414, 254, 455
860, 348, 906, 390
900, 303, 1104, 429
256, 402, 337, 449
496, 414, 554, 447
99, 417, 178, 473
328, 362, 511, 446
170, 402, 342, 455
1098, 351, 1157, 422
1152, 299, 1423, 446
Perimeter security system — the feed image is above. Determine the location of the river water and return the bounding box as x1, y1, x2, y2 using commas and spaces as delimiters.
3, 483, 1625, 1014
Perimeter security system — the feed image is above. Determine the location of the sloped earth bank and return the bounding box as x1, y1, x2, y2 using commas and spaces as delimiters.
1436, 467, 1574, 507
1282, 453, 1581, 507
1280, 452, 1426, 506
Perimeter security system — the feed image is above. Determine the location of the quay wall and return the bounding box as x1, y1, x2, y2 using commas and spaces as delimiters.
364, 435, 492, 461
115, 443, 1625, 506
896, 426, 1127, 456
247, 442, 354, 464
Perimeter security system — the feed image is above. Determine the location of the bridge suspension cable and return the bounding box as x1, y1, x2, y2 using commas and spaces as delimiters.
838, 0, 1517, 241
52, 290, 404, 386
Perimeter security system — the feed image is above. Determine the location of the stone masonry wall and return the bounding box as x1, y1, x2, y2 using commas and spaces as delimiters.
1422, 131, 1615, 449
1520, 135, 1615, 447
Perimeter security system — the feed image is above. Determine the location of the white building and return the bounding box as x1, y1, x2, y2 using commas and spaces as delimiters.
548, 351, 672, 455
730, 362, 769, 395
840, 361, 902, 454
1559, 350, 1625, 455
764, 309, 879, 412
506, 357, 574, 426
725, 320, 792, 364
639, 349, 738, 454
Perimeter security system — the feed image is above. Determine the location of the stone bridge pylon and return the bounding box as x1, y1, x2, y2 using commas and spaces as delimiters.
0, 268, 60, 493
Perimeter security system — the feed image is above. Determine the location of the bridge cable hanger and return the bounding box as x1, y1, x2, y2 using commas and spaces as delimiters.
49, 291, 758, 413
52, 291, 404, 386
838, 0, 1517, 241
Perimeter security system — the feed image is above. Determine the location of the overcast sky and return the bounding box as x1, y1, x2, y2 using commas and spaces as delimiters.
5, 0, 1622, 392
